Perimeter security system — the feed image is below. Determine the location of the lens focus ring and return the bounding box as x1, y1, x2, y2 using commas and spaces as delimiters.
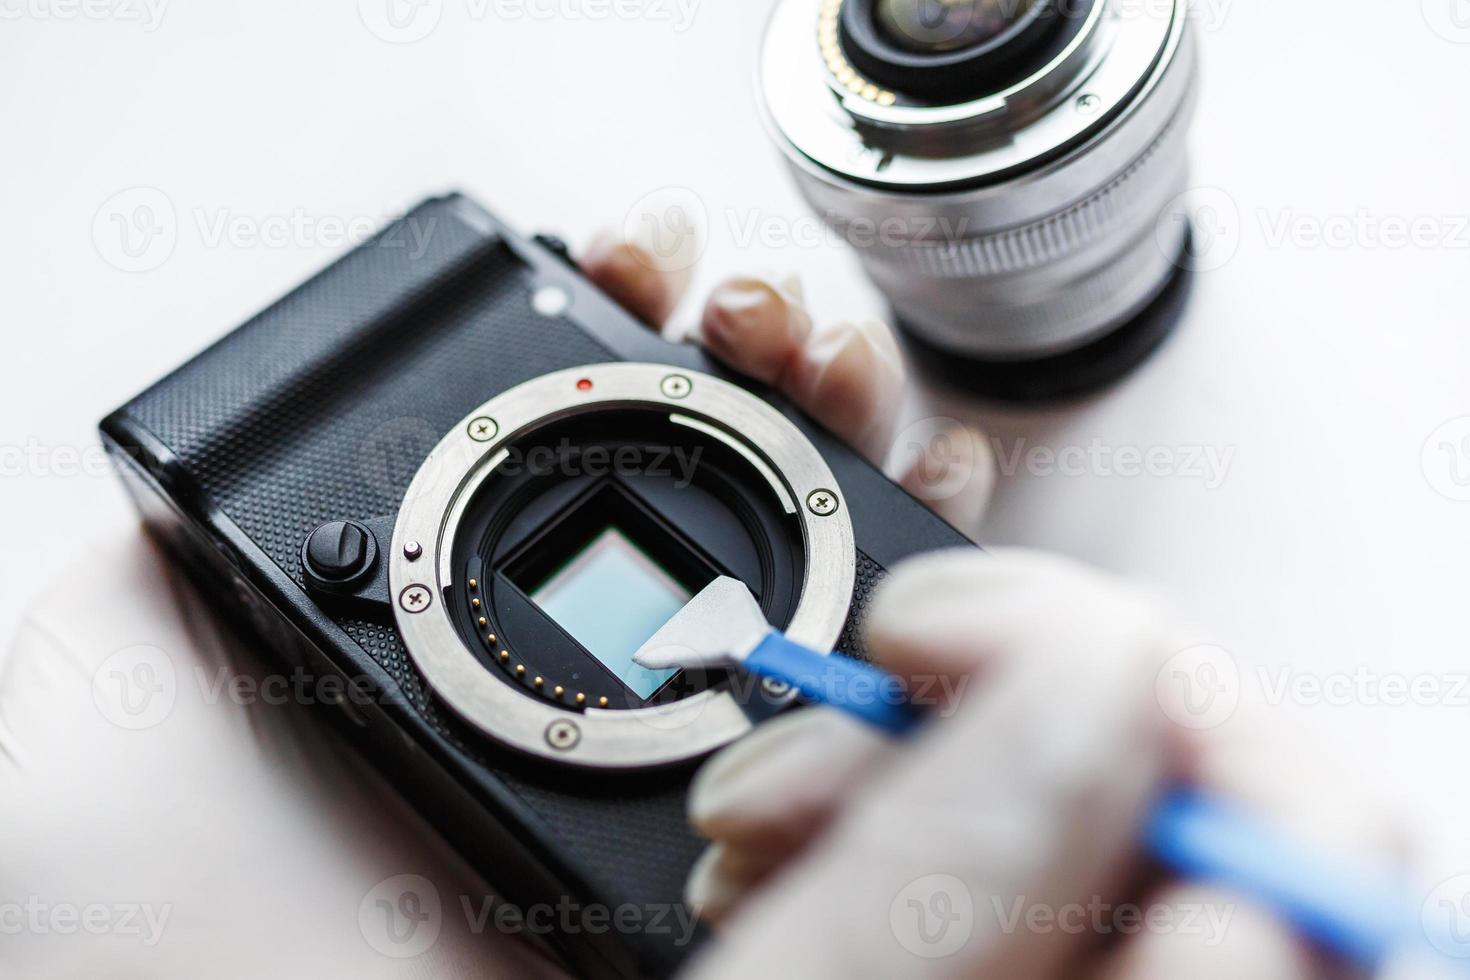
854, 110, 1187, 281
845, 93, 1194, 356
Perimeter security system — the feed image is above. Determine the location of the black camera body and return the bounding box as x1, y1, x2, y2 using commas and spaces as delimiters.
101, 194, 972, 977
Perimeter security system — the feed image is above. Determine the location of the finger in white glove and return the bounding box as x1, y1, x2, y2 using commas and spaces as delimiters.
684, 549, 1183, 978
683, 549, 1409, 980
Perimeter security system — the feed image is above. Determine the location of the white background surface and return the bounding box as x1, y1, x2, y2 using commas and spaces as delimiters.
4, 0, 1470, 898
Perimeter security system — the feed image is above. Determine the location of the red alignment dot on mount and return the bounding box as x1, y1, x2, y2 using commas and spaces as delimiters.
576, 378, 593, 391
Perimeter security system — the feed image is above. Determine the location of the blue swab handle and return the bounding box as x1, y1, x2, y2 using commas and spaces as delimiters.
1148, 789, 1418, 967
740, 631, 1442, 971
743, 632, 921, 734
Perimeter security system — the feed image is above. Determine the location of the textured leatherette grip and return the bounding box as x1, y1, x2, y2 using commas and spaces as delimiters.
105, 194, 927, 977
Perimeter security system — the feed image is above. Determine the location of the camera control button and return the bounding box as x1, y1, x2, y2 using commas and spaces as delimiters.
305, 520, 372, 581
532, 232, 576, 268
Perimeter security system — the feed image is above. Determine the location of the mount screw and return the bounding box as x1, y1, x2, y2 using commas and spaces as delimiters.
806, 489, 839, 516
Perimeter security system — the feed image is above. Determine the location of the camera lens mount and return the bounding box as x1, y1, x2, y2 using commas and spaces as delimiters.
389, 364, 856, 770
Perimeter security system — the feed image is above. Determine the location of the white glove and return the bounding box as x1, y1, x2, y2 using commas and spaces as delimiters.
679, 549, 1409, 980
0, 528, 565, 979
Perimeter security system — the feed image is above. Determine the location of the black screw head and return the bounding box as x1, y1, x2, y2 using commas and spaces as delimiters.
304, 520, 373, 582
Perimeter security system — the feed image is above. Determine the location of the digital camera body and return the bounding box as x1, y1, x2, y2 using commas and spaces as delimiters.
101, 194, 972, 977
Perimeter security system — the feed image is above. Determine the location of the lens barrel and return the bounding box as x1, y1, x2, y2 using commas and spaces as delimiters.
761, 0, 1198, 399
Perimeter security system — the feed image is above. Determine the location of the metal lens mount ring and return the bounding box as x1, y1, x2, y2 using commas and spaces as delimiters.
390, 363, 857, 770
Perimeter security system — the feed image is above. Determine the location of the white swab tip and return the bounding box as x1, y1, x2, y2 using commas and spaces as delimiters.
631, 576, 770, 671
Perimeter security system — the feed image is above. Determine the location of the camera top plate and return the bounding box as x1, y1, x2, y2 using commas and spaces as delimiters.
389, 362, 857, 770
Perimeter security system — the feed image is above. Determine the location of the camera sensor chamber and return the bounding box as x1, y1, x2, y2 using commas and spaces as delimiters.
389, 364, 856, 770
450, 409, 807, 713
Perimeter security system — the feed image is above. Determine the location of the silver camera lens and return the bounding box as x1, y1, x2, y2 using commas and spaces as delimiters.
760, 0, 1199, 398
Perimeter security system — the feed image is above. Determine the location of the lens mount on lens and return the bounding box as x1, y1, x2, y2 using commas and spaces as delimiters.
768, 0, 1175, 189
840, 0, 1072, 103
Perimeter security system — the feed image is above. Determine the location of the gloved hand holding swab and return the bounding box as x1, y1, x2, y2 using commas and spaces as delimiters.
637, 570, 1452, 975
